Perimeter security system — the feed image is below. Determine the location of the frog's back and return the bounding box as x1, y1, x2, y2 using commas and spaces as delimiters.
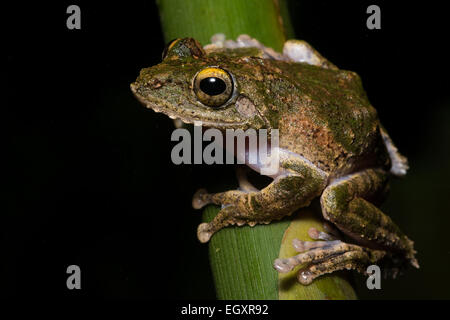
271, 62, 390, 176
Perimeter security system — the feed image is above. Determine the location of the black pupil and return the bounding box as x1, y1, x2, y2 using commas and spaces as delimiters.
199, 77, 227, 96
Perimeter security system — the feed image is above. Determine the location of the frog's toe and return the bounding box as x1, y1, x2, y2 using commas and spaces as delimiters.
273, 240, 343, 274
192, 189, 211, 209
307, 226, 341, 241
274, 239, 386, 285
292, 238, 340, 252
295, 253, 356, 285
273, 257, 295, 273
296, 248, 383, 285
197, 222, 214, 243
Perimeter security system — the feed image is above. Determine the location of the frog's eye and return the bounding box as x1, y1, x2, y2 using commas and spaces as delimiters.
193, 67, 234, 108
162, 38, 205, 60
162, 38, 180, 60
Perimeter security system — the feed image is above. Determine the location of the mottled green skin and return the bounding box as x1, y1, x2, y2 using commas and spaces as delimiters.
132, 39, 389, 176
131, 38, 418, 284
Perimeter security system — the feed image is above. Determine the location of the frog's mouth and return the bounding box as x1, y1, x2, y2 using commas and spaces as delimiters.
130, 83, 249, 128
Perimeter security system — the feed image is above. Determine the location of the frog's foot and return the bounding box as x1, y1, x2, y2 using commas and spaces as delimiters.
192, 167, 259, 211
273, 237, 386, 285
192, 188, 252, 211
204, 34, 286, 61
197, 204, 250, 243
192, 189, 211, 210
193, 187, 257, 242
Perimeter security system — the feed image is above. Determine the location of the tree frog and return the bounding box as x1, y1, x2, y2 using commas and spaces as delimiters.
131, 35, 418, 285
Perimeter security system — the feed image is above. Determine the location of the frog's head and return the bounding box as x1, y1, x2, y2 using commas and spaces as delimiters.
131, 38, 267, 130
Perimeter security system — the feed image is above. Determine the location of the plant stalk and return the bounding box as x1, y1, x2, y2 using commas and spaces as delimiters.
156, 0, 357, 300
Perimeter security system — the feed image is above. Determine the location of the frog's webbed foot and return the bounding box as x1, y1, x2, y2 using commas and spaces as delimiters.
283, 40, 338, 70
192, 188, 211, 210
191, 167, 258, 210
204, 34, 286, 61
192, 187, 270, 242
273, 230, 386, 285
196, 204, 249, 243
204, 34, 339, 70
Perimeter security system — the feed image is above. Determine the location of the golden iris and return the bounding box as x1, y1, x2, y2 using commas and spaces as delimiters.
193, 67, 233, 108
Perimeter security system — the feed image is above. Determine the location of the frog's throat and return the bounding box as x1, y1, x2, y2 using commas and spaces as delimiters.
131, 85, 249, 128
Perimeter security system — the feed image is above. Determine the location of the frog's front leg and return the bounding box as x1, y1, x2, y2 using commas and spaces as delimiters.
193, 156, 328, 243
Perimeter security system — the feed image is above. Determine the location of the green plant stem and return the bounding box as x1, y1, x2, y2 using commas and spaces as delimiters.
156, 0, 356, 300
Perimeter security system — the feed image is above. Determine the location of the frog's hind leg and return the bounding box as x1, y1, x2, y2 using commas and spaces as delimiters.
320, 168, 418, 269
274, 168, 418, 285
274, 237, 386, 285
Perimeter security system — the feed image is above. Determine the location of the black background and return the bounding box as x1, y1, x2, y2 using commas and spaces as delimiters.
4, 1, 450, 299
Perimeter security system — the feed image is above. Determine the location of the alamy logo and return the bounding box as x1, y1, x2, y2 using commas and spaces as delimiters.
366, 264, 381, 289
66, 265, 81, 290
66, 5, 81, 30
170, 122, 280, 175
366, 5, 381, 30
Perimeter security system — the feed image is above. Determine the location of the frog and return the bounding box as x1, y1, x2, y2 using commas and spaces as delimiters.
130, 34, 418, 285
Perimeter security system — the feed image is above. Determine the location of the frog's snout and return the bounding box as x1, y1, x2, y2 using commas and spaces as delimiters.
132, 77, 165, 92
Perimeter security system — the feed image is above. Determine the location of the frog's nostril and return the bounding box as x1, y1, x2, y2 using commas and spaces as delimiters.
148, 78, 163, 89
